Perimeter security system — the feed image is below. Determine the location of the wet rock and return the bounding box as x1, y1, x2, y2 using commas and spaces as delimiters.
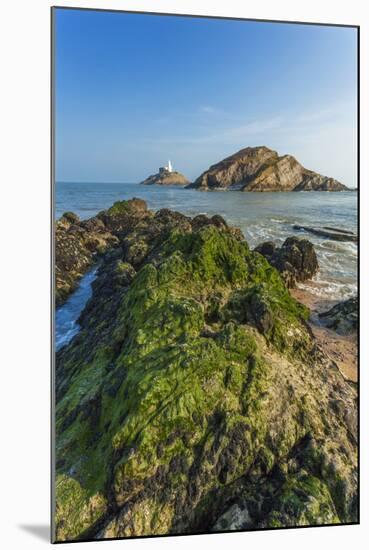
254, 241, 276, 258
212, 503, 251, 531
255, 236, 318, 288
153, 208, 192, 232
293, 225, 357, 243
191, 214, 228, 231
239, 291, 274, 334
55, 215, 118, 306
56, 199, 153, 306
323, 226, 355, 236
80, 217, 106, 233
319, 297, 358, 335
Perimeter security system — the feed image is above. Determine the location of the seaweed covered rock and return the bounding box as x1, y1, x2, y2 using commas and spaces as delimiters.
55, 200, 237, 306
98, 198, 151, 234
319, 297, 358, 335
54, 213, 357, 541
254, 237, 318, 288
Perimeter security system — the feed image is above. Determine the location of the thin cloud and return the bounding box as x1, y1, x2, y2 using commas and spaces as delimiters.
137, 99, 356, 186
199, 105, 220, 115
142, 115, 284, 146
295, 99, 356, 125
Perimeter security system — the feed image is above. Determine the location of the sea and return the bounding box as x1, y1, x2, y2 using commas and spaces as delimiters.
55, 181, 358, 350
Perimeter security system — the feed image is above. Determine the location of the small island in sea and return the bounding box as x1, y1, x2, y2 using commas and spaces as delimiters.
140, 160, 190, 186
186, 146, 349, 192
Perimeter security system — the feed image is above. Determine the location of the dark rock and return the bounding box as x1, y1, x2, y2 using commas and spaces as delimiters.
211, 214, 228, 228
254, 241, 277, 258
56, 199, 152, 306
245, 292, 274, 334
255, 236, 318, 288
191, 214, 228, 232
293, 225, 357, 243
80, 217, 106, 232
55, 214, 118, 306
154, 208, 191, 230
75, 258, 136, 345
319, 297, 358, 335
323, 226, 355, 236
61, 211, 80, 224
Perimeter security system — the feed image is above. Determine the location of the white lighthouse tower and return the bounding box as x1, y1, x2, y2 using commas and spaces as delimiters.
167, 160, 173, 173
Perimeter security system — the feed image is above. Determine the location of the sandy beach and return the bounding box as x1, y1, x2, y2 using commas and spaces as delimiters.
291, 287, 358, 383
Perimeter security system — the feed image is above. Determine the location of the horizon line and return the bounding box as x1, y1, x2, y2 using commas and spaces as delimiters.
56, 180, 140, 185
55, 180, 357, 189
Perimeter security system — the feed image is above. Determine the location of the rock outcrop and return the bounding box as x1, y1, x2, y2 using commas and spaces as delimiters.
187, 146, 348, 192
55, 212, 118, 306
140, 170, 190, 186
54, 200, 357, 541
319, 297, 358, 335
254, 237, 319, 288
293, 225, 357, 243
55, 199, 153, 306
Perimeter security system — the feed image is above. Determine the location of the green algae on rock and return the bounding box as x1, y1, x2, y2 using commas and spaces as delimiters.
54, 201, 357, 541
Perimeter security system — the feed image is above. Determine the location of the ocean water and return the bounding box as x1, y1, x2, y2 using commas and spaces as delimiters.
55, 265, 98, 351
55, 181, 357, 349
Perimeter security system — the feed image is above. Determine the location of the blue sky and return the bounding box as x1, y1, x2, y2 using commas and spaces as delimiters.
55, 9, 357, 187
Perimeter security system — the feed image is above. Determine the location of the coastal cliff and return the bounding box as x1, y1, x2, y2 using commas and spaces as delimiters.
54, 199, 357, 541
187, 146, 348, 192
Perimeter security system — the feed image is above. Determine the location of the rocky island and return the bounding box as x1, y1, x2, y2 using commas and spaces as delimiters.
54, 198, 357, 541
187, 146, 349, 192
140, 160, 190, 186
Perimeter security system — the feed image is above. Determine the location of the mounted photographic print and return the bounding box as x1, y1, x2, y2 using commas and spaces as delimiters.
52, 6, 359, 543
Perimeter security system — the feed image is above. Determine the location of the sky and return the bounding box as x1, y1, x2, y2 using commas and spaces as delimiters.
54, 9, 358, 187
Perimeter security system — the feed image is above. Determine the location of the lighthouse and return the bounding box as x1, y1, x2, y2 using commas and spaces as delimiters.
158, 160, 174, 175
